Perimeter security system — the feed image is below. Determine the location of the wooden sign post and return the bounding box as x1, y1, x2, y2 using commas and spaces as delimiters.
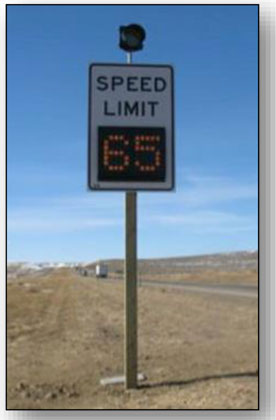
125, 190, 137, 388
124, 52, 137, 389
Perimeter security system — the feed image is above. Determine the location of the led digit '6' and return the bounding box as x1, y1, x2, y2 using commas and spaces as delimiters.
103, 135, 129, 172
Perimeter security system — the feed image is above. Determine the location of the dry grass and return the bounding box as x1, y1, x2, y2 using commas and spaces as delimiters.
7, 268, 258, 409
137, 269, 258, 285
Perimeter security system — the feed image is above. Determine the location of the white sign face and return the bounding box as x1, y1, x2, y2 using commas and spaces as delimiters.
88, 63, 174, 191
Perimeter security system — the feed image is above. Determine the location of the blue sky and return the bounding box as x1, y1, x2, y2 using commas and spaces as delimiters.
7, 5, 258, 262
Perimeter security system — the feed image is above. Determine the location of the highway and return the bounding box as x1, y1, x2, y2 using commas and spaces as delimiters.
103, 276, 258, 299
137, 279, 258, 298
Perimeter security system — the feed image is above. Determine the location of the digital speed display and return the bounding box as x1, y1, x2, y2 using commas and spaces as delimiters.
98, 127, 166, 182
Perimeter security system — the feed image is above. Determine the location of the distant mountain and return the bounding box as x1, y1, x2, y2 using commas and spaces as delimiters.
7, 250, 258, 280
85, 250, 258, 273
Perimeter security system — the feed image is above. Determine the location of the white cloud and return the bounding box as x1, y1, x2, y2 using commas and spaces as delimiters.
146, 210, 256, 234
151, 210, 248, 225
139, 174, 257, 208
9, 173, 257, 212
181, 174, 257, 206
7, 172, 257, 235
8, 215, 122, 233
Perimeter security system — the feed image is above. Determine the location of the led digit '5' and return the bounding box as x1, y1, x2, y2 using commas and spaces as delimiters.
103, 135, 130, 172
134, 135, 161, 172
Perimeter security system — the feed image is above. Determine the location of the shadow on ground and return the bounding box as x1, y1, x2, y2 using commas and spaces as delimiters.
139, 370, 258, 389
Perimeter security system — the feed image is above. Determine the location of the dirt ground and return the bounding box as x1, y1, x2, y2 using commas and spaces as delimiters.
7, 268, 258, 409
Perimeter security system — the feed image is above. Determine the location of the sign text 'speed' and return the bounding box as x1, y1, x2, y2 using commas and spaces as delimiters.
96, 76, 167, 92
97, 76, 167, 118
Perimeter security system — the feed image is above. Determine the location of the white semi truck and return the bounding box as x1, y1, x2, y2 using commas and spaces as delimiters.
95, 263, 108, 278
